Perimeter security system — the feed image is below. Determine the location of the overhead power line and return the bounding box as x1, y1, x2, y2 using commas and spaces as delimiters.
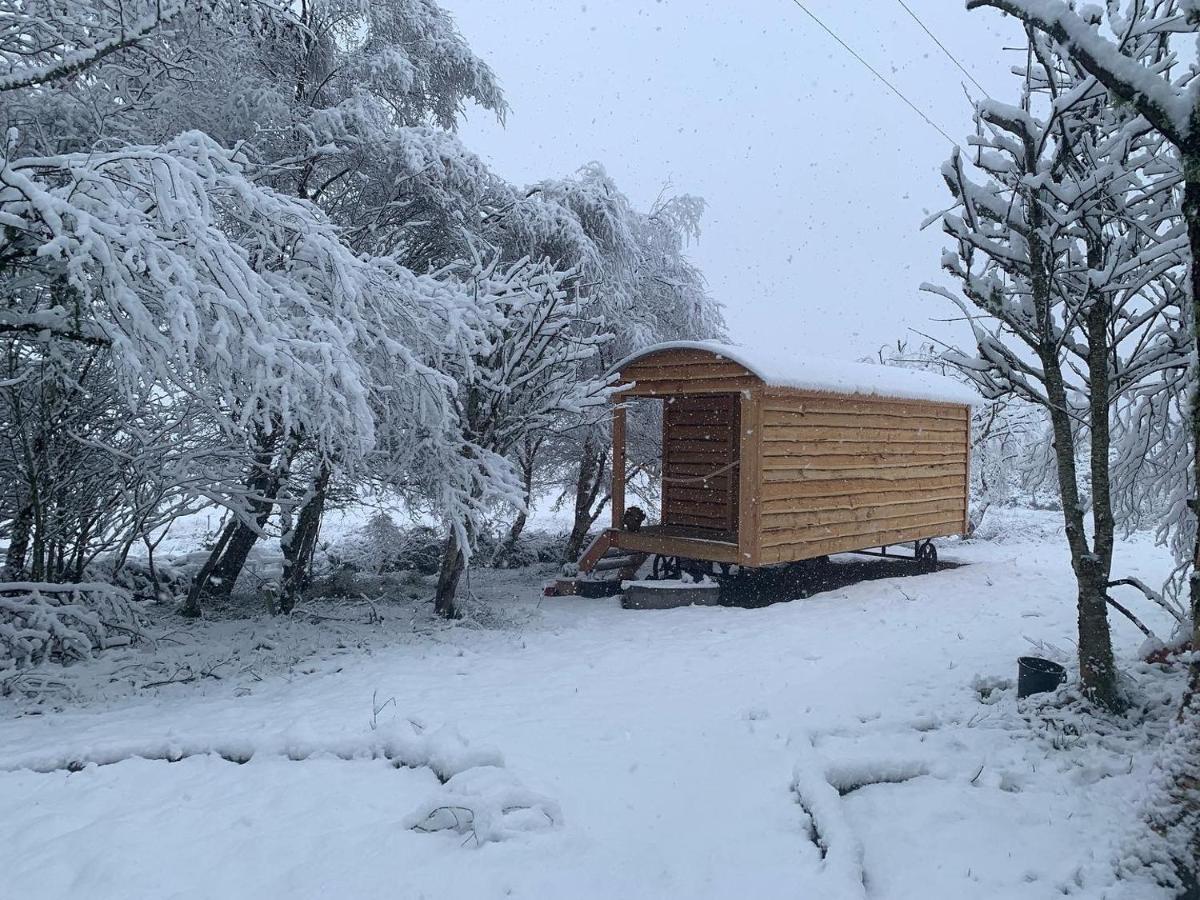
786, 0, 964, 150
894, 0, 992, 97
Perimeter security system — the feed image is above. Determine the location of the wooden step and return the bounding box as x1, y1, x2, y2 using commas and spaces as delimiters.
577, 530, 615, 574
591, 554, 642, 572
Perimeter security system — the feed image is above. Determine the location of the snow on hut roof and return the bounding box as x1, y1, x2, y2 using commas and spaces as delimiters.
613, 340, 980, 406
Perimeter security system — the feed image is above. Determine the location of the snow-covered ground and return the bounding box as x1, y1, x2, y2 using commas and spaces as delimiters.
0, 508, 1186, 899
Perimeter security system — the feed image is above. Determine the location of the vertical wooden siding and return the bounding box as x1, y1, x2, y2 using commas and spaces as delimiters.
754, 390, 970, 565
737, 389, 763, 565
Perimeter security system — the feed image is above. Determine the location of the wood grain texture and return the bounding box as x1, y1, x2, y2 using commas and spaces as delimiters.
614, 528, 741, 564
661, 394, 740, 537
604, 345, 972, 568
762, 499, 964, 533
758, 519, 964, 564
753, 390, 970, 562
738, 388, 763, 565
611, 403, 625, 529
618, 376, 760, 396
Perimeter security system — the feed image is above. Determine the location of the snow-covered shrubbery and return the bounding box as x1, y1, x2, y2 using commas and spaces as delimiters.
0, 582, 143, 677
325, 514, 443, 576
323, 512, 568, 582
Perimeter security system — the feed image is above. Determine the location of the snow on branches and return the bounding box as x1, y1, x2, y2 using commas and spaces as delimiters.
0, 0, 715, 626
925, 23, 1193, 710
0, 581, 142, 677
0, 131, 377, 462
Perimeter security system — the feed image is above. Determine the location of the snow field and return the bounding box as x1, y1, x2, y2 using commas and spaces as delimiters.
0, 509, 1185, 899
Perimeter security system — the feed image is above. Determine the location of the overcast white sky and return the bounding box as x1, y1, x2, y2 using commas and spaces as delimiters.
446, 0, 1022, 359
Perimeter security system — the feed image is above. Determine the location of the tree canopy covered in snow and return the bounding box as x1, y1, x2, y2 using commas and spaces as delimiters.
0, 0, 723, 625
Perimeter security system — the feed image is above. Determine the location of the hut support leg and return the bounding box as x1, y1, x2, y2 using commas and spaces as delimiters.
611, 403, 626, 530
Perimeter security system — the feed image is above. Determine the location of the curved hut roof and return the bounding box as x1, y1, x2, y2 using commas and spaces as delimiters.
612, 341, 978, 406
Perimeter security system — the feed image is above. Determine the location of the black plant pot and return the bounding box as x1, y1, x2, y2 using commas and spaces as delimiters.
1017, 656, 1067, 698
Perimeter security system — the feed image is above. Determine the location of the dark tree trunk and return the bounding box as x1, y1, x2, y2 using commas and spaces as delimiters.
1026, 180, 1121, 711
1178, 174, 1200, 895
494, 439, 539, 566
29, 496, 45, 582
1041, 360, 1119, 710
563, 437, 608, 562
1184, 164, 1200, 666
434, 528, 467, 619
180, 516, 235, 618
5, 499, 32, 578
1082, 234, 1121, 712
205, 519, 266, 597
185, 428, 295, 614
279, 466, 329, 614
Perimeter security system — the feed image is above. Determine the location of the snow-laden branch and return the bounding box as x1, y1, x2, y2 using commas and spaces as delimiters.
968, 0, 1197, 145
0, 0, 187, 93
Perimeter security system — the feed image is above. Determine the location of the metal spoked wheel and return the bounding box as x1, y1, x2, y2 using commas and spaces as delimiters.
652, 554, 682, 580
916, 540, 938, 571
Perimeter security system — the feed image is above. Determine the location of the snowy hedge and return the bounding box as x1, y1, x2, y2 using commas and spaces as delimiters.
0, 582, 143, 674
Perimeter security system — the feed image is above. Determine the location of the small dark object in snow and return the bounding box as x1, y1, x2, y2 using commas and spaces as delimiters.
621, 506, 646, 532
1017, 656, 1066, 698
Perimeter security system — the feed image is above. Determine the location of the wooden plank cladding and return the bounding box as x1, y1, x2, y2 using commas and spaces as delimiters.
661, 394, 741, 538
753, 389, 969, 563
590, 342, 973, 574
616, 348, 759, 397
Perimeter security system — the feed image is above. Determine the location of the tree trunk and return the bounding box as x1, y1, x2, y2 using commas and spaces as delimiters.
1176, 170, 1200, 896
5, 499, 32, 578
1184, 161, 1200, 664
205, 518, 266, 597
434, 528, 467, 619
186, 428, 294, 612
279, 466, 329, 614
563, 437, 607, 562
1039, 354, 1122, 711
494, 438, 539, 566
1082, 235, 1122, 712
1023, 150, 1122, 711
180, 517, 236, 618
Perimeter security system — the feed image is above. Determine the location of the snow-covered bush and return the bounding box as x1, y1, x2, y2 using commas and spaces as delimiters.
327, 514, 443, 576
101, 557, 190, 604
0, 582, 143, 675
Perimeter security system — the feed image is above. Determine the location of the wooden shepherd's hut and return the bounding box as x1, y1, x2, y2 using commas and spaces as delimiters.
577, 341, 978, 575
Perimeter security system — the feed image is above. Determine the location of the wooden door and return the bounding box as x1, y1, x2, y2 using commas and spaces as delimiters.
661, 394, 740, 537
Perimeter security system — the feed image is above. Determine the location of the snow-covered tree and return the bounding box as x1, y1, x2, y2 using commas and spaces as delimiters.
0, 0, 517, 613
962, 0, 1199, 884
492, 166, 724, 561
0, 0, 714, 632
399, 255, 612, 619
926, 26, 1187, 711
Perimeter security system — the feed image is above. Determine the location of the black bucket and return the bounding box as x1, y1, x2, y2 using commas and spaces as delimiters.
1017, 656, 1067, 698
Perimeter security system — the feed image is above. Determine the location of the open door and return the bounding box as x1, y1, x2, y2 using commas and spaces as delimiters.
661, 394, 740, 539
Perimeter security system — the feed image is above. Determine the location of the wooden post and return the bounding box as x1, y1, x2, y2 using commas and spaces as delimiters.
611, 401, 626, 529
962, 404, 972, 536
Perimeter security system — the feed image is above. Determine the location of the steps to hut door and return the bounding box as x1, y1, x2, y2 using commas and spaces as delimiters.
661, 394, 740, 538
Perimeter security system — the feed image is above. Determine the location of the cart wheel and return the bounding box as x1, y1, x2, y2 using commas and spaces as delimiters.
916, 541, 938, 571
652, 555, 681, 580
